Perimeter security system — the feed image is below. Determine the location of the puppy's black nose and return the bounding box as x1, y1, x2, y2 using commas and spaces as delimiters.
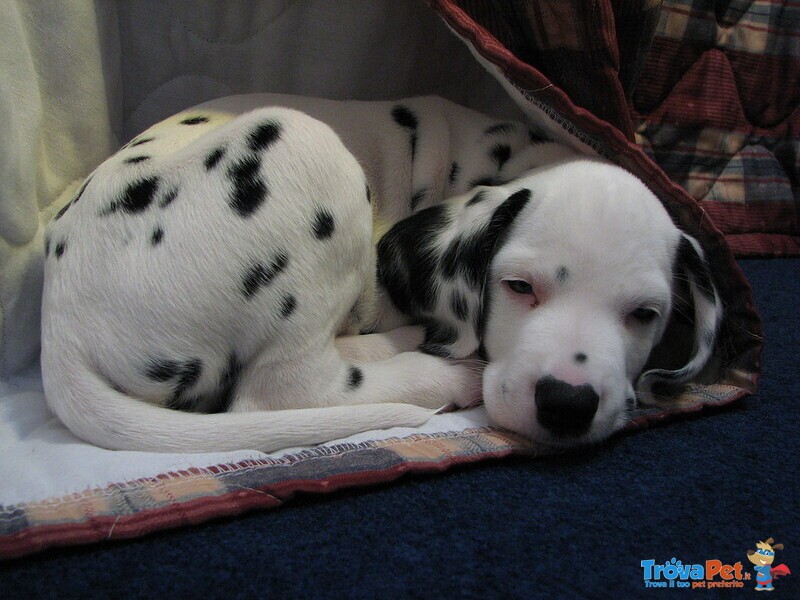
535, 376, 599, 437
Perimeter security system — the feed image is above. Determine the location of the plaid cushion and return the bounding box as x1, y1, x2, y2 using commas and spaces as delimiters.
633, 0, 800, 256
457, 0, 799, 255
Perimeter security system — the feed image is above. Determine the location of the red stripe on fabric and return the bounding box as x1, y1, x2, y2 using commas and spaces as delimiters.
724, 233, 800, 256
701, 200, 799, 235
633, 41, 800, 132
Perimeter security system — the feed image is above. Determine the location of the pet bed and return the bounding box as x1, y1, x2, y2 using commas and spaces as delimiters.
0, 0, 769, 559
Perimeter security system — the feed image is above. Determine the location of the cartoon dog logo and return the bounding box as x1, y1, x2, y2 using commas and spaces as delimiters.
747, 538, 791, 591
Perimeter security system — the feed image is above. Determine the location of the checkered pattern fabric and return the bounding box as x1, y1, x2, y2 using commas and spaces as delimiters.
633, 0, 800, 255
456, 0, 800, 256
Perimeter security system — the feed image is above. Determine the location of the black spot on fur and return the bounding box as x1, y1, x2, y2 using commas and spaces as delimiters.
280, 294, 297, 319
477, 286, 493, 355
227, 155, 267, 217
556, 266, 569, 284
450, 290, 469, 321
449, 162, 460, 185
180, 116, 210, 125
101, 176, 160, 215
44, 237, 51, 258
347, 366, 364, 390
124, 155, 151, 165
146, 359, 181, 382
472, 190, 534, 342
151, 227, 164, 246
485, 123, 516, 136
146, 357, 203, 410
377, 204, 450, 315
391, 105, 419, 160
366, 184, 372, 204
440, 189, 531, 289
54, 240, 66, 259
175, 359, 202, 399
441, 234, 479, 287
129, 136, 154, 147
420, 321, 458, 358
248, 121, 281, 153
159, 187, 179, 208
312, 209, 335, 239
241, 252, 288, 298
574, 352, 587, 364
677, 235, 716, 301
410, 189, 426, 212
208, 354, 243, 414
469, 176, 505, 189
484, 188, 532, 244
391, 105, 418, 130
204, 147, 226, 170
490, 144, 511, 170
466, 191, 487, 207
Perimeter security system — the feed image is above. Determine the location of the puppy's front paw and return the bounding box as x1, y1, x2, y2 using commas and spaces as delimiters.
387, 351, 483, 410
444, 357, 485, 409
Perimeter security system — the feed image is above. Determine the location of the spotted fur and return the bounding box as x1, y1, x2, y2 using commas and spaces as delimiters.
41, 101, 488, 453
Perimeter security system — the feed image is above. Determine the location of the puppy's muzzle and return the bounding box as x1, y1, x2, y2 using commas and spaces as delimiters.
534, 376, 599, 437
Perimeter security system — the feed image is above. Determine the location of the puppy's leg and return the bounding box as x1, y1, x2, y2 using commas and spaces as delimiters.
231, 338, 482, 413
335, 326, 425, 363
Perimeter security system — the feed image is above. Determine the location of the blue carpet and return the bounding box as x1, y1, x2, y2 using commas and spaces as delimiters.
3, 258, 798, 599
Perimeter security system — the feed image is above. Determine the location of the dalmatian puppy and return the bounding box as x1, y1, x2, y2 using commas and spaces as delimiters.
41, 94, 721, 453
376, 159, 722, 446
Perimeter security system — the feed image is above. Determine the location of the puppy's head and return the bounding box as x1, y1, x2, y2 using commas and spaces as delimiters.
377, 157, 723, 447
479, 159, 722, 447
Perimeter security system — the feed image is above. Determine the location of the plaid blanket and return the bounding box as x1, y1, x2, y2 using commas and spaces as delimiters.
454, 0, 800, 256
633, 0, 800, 256
0, 424, 530, 559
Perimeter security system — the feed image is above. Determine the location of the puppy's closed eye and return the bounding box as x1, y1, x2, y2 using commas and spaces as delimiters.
503, 279, 539, 309
505, 279, 533, 295
628, 307, 660, 325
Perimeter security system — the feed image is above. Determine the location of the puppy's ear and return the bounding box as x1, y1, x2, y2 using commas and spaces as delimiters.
638, 234, 723, 399
419, 187, 533, 358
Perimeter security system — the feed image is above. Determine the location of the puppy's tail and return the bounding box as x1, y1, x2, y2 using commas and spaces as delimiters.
43, 360, 436, 453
